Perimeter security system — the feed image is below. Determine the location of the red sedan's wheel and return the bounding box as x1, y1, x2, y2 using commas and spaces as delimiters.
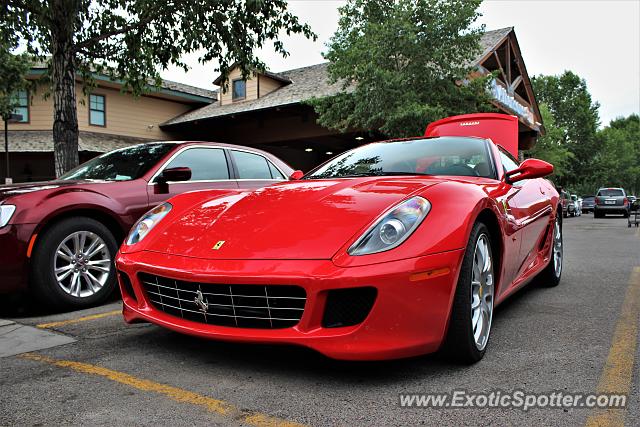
31, 217, 118, 309
443, 222, 494, 364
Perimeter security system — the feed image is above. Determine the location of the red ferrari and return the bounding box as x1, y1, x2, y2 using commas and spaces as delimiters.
116, 114, 562, 363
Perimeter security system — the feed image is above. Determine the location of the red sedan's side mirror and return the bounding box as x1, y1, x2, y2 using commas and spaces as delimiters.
160, 167, 192, 182
289, 170, 304, 180
505, 159, 553, 184
155, 167, 192, 194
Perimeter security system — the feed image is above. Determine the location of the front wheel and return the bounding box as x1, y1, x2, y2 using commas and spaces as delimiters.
443, 222, 494, 364
31, 217, 118, 310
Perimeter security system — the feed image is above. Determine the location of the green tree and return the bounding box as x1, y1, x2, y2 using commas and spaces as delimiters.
531, 71, 600, 188
0, 45, 31, 121
525, 103, 573, 182
1, 0, 315, 176
593, 115, 640, 195
309, 0, 494, 138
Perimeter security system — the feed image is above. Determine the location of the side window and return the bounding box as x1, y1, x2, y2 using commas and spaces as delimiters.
268, 162, 285, 179
232, 150, 276, 179
163, 148, 229, 181
498, 148, 519, 174
12, 90, 29, 122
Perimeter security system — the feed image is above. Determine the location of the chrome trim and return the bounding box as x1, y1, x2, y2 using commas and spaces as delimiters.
148, 145, 288, 185
147, 145, 231, 185
140, 274, 306, 329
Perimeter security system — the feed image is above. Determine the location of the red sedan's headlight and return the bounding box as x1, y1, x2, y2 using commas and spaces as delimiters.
0, 204, 16, 228
125, 202, 172, 245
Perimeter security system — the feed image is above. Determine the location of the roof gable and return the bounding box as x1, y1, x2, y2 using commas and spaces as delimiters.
163, 27, 541, 130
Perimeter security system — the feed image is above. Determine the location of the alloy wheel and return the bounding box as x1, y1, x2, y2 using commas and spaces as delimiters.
553, 218, 563, 278
54, 231, 112, 298
471, 234, 494, 351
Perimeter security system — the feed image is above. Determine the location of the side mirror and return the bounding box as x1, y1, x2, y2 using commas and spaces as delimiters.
155, 167, 192, 194
289, 170, 304, 180
159, 167, 192, 183
505, 158, 553, 184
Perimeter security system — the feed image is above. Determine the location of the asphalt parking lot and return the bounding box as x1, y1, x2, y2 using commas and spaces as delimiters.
1, 214, 638, 426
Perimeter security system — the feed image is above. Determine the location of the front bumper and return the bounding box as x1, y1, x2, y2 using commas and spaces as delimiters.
116, 249, 464, 360
0, 223, 35, 293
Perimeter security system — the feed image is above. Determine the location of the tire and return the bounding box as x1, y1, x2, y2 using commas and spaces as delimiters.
31, 217, 118, 310
537, 215, 563, 287
443, 222, 494, 364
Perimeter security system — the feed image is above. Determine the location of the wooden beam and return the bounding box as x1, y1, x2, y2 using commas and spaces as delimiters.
505, 39, 511, 85
510, 75, 523, 92
493, 51, 508, 84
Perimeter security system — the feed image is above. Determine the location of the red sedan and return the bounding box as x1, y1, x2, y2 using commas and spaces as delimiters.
116, 114, 562, 363
0, 142, 294, 309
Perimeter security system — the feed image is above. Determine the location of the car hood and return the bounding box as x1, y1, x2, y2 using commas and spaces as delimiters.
0, 180, 88, 202
148, 177, 443, 260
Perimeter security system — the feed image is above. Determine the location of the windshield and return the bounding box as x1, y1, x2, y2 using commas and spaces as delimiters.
60, 143, 175, 181
597, 189, 624, 197
305, 137, 493, 179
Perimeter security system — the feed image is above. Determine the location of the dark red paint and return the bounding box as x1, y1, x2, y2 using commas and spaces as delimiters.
0, 142, 293, 293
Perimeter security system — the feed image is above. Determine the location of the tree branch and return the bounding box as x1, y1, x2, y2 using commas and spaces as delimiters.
5, 0, 50, 23
72, 14, 155, 52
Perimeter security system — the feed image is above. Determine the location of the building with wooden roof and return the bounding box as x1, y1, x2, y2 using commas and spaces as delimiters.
162, 27, 543, 171
1, 66, 216, 181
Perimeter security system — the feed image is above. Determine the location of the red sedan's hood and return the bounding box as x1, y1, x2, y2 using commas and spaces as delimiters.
149, 177, 443, 260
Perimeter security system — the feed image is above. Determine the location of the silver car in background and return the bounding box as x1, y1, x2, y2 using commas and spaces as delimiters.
594, 187, 631, 218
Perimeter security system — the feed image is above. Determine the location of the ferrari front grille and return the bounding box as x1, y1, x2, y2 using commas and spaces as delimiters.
139, 273, 306, 329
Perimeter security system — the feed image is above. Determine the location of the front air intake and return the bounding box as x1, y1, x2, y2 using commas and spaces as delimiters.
322, 287, 377, 328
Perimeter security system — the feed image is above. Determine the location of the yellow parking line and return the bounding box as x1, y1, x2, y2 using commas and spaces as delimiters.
36, 309, 121, 329
585, 267, 640, 427
20, 353, 306, 427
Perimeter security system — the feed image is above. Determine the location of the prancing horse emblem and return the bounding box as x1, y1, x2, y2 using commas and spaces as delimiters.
213, 240, 225, 250
194, 290, 209, 313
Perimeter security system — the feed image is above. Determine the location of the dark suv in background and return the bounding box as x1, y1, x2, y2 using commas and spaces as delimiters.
594, 187, 630, 218
582, 195, 595, 213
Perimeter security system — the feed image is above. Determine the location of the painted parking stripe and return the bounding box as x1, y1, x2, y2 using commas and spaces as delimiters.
36, 309, 121, 329
20, 353, 306, 427
585, 267, 640, 427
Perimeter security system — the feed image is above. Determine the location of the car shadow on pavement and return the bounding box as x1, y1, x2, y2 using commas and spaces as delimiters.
0, 291, 121, 318
129, 281, 552, 384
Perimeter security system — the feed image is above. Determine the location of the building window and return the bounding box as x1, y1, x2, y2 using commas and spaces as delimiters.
12, 90, 29, 123
232, 79, 246, 100
89, 94, 106, 126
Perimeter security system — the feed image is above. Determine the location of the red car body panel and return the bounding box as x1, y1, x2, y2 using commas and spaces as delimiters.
0, 142, 293, 294
426, 113, 520, 158
116, 114, 560, 360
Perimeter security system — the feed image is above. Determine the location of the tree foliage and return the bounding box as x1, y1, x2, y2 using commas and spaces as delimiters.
309, 0, 494, 138
525, 103, 573, 178
531, 71, 600, 188
592, 115, 640, 195
0, 44, 31, 121
531, 72, 638, 196
1, 0, 315, 175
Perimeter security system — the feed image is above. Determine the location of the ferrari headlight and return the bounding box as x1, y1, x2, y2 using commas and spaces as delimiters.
0, 205, 16, 228
349, 197, 431, 256
126, 202, 172, 245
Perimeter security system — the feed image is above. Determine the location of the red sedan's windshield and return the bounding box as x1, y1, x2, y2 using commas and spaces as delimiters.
59, 143, 175, 181
305, 137, 494, 179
